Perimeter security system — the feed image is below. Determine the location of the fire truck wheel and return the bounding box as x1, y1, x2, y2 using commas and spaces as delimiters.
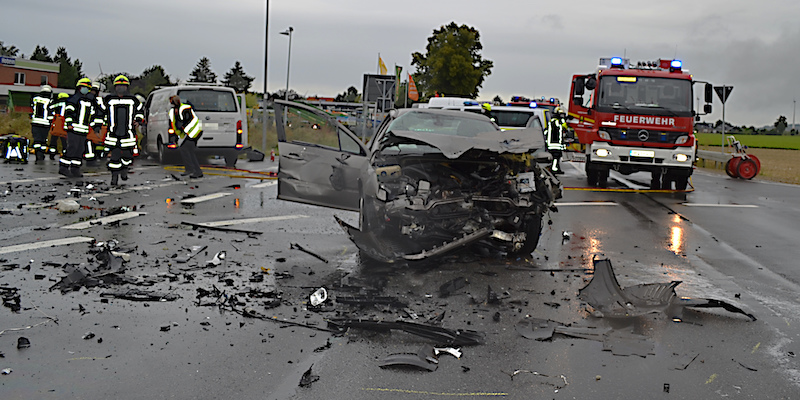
598, 170, 609, 188
587, 169, 599, 187
674, 175, 689, 191
737, 159, 758, 180
725, 157, 741, 178
650, 172, 662, 190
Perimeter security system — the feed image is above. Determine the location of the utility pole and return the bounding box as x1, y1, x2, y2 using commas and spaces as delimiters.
793, 97, 796, 132
268, 0, 269, 155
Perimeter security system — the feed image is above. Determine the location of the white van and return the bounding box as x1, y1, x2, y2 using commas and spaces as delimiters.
142, 84, 247, 167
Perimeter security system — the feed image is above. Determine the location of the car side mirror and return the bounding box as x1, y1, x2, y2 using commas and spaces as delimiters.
704, 104, 712, 113
704, 83, 713, 103
585, 76, 597, 91
533, 149, 553, 164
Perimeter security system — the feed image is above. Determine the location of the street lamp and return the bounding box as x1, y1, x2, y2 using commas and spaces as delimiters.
280, 27, 294, 101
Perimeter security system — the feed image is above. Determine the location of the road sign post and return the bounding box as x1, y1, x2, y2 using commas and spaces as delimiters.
714, 86, 733, 151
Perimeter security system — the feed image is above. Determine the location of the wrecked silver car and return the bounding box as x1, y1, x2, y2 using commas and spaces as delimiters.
275, 100, 561, 262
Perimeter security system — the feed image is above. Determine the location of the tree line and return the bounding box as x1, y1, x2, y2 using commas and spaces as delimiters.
0, 41, 256, 95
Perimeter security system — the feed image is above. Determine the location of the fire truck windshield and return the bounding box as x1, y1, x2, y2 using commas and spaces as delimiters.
596, 76, 692, 115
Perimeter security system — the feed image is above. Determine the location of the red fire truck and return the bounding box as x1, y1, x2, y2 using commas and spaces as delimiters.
567, 57, 713, 189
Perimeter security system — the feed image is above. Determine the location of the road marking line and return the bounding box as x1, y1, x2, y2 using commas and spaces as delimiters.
681, 203, 758, 208
609, 171, 650, 190
556, 201, 618, 206
0, 236, 94, 255
198, 215, 308, 227
181, 192, 232, 204
61, 212, 147, 230
252, 181, 277, 188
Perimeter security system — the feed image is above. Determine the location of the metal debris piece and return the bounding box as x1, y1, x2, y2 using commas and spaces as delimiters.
49, 266, 100, 293
82, 332, 95, 340
290, 243, 328, 263
1, 287, 21, 312
17, 337, 30, 349
439, 277, 468, 298
309, 288, 328, 307
327, 319, 484, 346
298, 364, 320, 387
100, 289, 180, 302
207, 251, 226, 266
580, 258, 756, 321
380, 346, 439, 371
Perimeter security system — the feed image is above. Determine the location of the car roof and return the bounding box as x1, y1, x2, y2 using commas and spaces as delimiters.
393, 107, 498, 122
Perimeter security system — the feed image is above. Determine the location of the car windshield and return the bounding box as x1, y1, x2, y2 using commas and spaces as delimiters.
387, 111, 497, 137
177, 89, 238, 112
597, 76, 692, 113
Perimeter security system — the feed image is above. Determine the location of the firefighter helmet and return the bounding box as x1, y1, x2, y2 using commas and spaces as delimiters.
113, 75, 130, 86
91, 82, 100, 90
76, 78, 92, 88
41, 85, 52, 93
58, 92, 69, 99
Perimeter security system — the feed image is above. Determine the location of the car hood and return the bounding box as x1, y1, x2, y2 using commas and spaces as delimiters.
381, 127, 545, 159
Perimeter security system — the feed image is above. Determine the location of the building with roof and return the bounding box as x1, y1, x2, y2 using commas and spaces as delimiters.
0, 56, 60, 112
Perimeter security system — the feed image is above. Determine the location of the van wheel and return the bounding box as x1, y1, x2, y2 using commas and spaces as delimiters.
139, 133, 149, 158
157, 137, 168, 164
224, 153, 238, 168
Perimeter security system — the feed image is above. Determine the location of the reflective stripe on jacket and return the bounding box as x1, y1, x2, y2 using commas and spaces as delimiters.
169, 104, 202, 139
31, 93, 52, 126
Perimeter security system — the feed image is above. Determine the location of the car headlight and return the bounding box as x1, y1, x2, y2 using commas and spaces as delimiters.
598, 130, 611, 140
595, 148, 610, 157
674, 153, 689, 162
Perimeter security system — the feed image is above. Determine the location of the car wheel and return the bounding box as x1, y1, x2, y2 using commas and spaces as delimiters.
157, 137, 168, 164
511, 213, 543, 257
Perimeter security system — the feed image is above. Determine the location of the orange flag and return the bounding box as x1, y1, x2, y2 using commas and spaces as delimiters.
408, 74, 419, 101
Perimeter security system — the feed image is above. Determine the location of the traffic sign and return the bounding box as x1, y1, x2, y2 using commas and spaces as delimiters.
714, 86, 733, 104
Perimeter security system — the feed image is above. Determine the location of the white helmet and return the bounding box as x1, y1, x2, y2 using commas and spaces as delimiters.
41, 85, 53, 93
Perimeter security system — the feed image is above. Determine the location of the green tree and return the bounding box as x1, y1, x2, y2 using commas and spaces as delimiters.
133, 65, 172, 95
410, 22, 493, 99
30, 45, 53, 62
0, 41, 19, 57
775, 115, 787, 134
189, 57, 217, 83
335, 86, 359, 102
222, 61, 255, 93
53, 47, 84, 88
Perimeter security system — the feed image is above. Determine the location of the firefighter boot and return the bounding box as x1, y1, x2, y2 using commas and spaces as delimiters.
71, 166, 83, 178
35, 149, 45, 162
59, 164, 71, 177
111, 171, 119, 186
120, 167, 129, 181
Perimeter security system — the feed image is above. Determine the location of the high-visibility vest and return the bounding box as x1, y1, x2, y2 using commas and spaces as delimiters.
169, 104, 202, 139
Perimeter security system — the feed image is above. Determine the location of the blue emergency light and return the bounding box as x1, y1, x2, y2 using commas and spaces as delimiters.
529, 102, 538, 108
549, 98, 555, 103
611, 57, 623, 66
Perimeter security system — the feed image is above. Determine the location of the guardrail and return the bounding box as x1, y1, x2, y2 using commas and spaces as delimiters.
696, 149, 731, 168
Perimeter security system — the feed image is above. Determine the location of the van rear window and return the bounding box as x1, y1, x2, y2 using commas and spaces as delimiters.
178, 89, 238, 112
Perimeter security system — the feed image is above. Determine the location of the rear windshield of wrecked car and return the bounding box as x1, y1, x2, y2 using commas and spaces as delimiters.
387, 112, 496, 137
177, 89, 238, 112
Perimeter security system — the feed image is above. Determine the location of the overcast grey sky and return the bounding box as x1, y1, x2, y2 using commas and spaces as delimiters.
3, 0, 799, 126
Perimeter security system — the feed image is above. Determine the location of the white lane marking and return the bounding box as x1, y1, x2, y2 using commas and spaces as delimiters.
198, 215, 308, 227
609, 171, 649, 190
61, 211, 147, 230
556, 201, 618, 206
252, 180, 277, 188
181, 192, 232, 204
0, 236, 94, 255
681, 203, 759, 208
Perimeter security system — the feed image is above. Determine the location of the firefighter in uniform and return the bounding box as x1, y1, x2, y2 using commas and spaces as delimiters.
169, 95, 203, 178
62, 78, 96, 177
47, 92, 69, 160
30, 85, 53, 161
97, 75, 143, 186
547, 107, 568, 174
86, 82, 105, 165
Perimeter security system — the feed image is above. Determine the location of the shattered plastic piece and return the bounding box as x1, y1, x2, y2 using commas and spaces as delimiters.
439, 277, 468, 298
101, 289, 180, 302
17, 337, 30, 349
160, 325, 171, 332
580, 258, 756, 321
1, 368, 11, 375
487, 285, 500, 304
734, 359, 758, 371
56, 199, 80, 213
49, 266, 100, 293
207, 251, 226, 266
328, 319, 484, 346
380, 346, 439, 371
298, 364, 320, 387
434, 347, 462, 359
82, 332, 96, 340
175, 245, 208, 264
516, 318, 561, 341
309, 288, 328, 307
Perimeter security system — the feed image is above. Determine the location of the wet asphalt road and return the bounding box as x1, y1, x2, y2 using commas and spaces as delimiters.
1, 156, 799, 399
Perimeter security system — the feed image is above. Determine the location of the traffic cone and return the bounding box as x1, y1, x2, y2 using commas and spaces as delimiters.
270, 149, 275, 162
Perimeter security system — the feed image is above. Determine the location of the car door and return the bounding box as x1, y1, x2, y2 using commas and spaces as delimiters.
274, 100, 368, 211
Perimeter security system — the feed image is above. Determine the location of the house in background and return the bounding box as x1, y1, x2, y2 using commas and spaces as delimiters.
0, 56, 60, 113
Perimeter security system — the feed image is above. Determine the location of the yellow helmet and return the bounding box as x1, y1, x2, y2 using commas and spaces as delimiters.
113, 74, 130, 86
76, 78, 92, 88
58, 92, 69, 99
